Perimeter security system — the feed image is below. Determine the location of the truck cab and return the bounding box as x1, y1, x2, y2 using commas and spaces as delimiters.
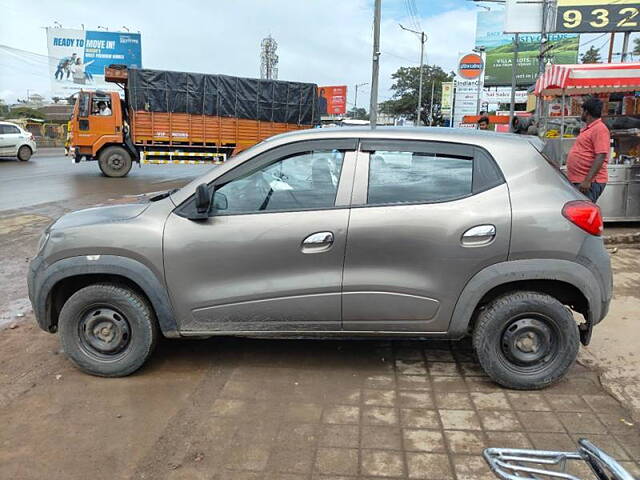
70, 90, 130, 176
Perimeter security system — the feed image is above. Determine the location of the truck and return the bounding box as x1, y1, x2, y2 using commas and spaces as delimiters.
69, 65, 320, 177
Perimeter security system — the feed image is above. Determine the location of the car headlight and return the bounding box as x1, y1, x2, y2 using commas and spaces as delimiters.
36, 231, 50, 255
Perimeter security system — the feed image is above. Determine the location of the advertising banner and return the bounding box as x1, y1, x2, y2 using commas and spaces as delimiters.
476, 11, 579, 87
482, 87, 528, 104
441, 82, 454, 116
46, 27, 142, 97
556, 0, 640, 33
318, 85, 347, 115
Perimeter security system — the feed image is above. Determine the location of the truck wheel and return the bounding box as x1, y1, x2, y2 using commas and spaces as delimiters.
58, 283, 158, 377
18, 145, 32, 161
98, 146, 132, 177
472, 291, 579, 390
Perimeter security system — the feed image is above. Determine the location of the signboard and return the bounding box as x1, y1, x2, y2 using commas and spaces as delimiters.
453, 78, 481, 128
482, 87, 528, 104
318, 85, 347, 115
504, 0, 544, 33
556, 0, 640, 33
441, 82, 454, 116
458, 53, 484, 80
46, 27, 142, 97
476, 11, 579, 87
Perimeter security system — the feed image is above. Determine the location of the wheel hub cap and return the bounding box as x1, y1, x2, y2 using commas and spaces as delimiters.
80, 307, 130, 355
502, 317, 554, 366
109, 155, 123, 170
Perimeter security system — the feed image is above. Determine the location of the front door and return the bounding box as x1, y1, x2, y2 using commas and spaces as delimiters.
164, 139, 357, 333
342, 139, 511, 332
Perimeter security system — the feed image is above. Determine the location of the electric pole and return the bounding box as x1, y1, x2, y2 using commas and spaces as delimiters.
370, 0, 381, 128
400, 24, 427, 126
354, 82, 368, 118
260, 35, 279, 80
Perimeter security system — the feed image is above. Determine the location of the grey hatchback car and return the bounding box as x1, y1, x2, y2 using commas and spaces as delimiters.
28, 127, 612, 389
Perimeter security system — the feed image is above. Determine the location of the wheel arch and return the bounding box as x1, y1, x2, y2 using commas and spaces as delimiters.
36, 255, 178, 337
447, 259, 601, 344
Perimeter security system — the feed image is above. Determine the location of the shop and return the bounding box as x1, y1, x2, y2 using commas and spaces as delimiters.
535, 62, 640, 221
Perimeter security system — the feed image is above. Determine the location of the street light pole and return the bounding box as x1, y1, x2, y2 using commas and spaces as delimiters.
354, 82, 368, 118
370, 0, 381, 128
400, 24, 427, 126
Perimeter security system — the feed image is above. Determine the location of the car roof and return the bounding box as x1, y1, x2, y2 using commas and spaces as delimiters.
0, 121, 21, 126
265, 126, 532, 150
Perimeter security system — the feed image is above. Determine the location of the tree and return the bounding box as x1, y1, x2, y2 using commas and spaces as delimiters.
580, 45, 602, 64
634, 37, 640, 56
379, 65, 453, 125
9, 107, 46, 119
348, 107, 368, 120
51, 96, 62, 104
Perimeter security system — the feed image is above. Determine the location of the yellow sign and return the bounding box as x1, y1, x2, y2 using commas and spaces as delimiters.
556, 0, 640, 32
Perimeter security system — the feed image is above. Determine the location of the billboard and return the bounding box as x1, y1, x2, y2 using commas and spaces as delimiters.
46, 27, 142, 97
441, 82, 454, 116
318, 85, 347, 115
555, 0, 640, 33
476, 11, 579, 87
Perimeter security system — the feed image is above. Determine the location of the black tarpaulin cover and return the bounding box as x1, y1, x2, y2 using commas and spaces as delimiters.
127, 68, 319, 125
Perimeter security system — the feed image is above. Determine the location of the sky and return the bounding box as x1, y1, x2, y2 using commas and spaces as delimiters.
0, 0, 635, 107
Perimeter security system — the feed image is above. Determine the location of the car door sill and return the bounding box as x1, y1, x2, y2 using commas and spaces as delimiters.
178, 329, 449, 337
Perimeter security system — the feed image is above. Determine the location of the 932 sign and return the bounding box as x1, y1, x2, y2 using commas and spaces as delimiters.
556, 1, 640, 32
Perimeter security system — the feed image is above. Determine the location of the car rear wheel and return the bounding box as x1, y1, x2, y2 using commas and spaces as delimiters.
98, 146, 132, 177
58, 283, 158, 377
472, 291, 579, 390
18, 145, 32, 161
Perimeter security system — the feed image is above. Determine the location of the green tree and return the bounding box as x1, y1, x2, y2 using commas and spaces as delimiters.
348, 107, 368, 120
580, 45, 602, 64
634, 37, 640, 56
379, 65, 453, 125
9, 107, 46, 119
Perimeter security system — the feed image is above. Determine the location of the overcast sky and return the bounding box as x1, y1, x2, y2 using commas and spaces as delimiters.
0, 0, 634, 106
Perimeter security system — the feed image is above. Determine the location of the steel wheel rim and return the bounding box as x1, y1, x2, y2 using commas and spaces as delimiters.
78, 306, 131, 359
107, 154, 124, 171
499, 314, 559, 372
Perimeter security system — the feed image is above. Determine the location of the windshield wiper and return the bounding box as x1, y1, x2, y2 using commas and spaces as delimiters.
149, 188, 179, 202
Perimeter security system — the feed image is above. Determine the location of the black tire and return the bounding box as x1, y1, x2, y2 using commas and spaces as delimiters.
472, 291, 579, 390
18, 145, 32, 161
58, 283, 158, 377
98, 146, 132, 177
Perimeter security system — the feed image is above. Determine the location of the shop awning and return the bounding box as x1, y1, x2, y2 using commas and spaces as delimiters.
535, 62, 640, 96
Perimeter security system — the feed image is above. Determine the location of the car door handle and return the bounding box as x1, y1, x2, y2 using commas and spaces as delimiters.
461, 225, 496, 246
301, 231, 334, 253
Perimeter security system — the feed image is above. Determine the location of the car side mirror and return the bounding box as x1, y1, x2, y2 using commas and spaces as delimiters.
189, 183, 211, 220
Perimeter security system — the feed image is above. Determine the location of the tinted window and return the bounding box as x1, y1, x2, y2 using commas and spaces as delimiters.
0, 125, 20, 134
367, 151, 473, 205
214, 150, 344, 214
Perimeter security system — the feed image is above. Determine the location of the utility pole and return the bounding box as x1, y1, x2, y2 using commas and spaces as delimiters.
429, 80, 435, 125
353, 82, 368, 118
608, 33, 615, 62
535, 0, 551, 123
622, 31, 631, 62
473, 46, 486, 115
509, 34, 520, 132
400, 24, 427, 126
370, 0, 381, 128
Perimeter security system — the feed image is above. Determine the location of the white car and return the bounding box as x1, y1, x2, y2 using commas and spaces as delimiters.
0, 121, 37, 161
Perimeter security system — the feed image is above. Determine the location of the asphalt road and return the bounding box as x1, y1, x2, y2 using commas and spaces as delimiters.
0, 148, 210, 212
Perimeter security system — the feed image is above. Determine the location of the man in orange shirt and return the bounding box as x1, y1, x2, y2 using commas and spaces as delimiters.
566, 97, 609, 203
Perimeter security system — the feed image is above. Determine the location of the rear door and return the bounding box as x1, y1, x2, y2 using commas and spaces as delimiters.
0, 124, 22, 155
342, 139, 511, 332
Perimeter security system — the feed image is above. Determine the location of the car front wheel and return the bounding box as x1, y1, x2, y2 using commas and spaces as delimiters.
58, 283, 158, 377
472, 291, 579, 390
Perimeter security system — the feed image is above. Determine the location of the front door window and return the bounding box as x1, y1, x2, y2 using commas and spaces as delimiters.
214, 150, 344, 214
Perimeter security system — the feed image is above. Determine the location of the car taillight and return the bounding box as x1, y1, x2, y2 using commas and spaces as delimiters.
562, 200, 603, 236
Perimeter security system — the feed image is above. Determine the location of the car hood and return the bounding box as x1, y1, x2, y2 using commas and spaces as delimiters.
51, 202, 150, 231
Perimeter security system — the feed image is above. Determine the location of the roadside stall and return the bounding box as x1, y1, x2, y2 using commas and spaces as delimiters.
535, 62, 640, 221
